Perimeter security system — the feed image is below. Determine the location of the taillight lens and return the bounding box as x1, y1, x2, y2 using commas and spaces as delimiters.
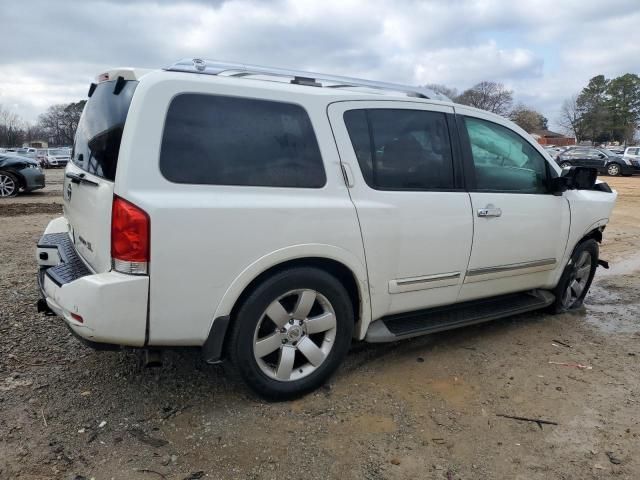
111, 196, 149, 275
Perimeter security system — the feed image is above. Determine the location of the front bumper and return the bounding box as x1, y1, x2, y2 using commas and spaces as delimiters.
19, 167, 45, 191
37, 217, 148, 346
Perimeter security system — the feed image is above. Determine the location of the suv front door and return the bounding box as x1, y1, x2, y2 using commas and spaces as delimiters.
328, 101, 473, 320
456, 110, 570, 301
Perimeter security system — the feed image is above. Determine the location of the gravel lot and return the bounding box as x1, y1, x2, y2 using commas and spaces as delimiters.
1, 169, 639, 479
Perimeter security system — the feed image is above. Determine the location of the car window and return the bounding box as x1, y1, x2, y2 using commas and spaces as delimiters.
343, 108, 454, 190
464, 116, 548, 193
628, 148, 639, 155
160, 94, 325, 188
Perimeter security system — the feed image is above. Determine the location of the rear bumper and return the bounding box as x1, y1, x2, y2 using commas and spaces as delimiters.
37, 217, 148, 347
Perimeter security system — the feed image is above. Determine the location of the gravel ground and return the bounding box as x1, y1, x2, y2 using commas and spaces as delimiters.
1, 170, 639, 480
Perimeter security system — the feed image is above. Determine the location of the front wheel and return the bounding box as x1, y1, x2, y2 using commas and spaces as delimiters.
551, 239, 598, 313
606, 163, 621, 176
226, 267, 354, 400
0, 171, 18, 197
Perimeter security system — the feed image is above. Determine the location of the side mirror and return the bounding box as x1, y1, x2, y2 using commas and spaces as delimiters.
561, 166, 598, 190
598, 153, 605, 159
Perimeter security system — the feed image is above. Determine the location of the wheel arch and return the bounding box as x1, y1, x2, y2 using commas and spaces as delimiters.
210, 245, 371, 345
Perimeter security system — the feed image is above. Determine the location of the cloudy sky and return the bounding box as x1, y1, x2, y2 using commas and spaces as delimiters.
1, 0, 639, 129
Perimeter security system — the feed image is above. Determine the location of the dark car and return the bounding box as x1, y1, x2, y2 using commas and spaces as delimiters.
556, 147, 639, 176
0, 155, 46, 197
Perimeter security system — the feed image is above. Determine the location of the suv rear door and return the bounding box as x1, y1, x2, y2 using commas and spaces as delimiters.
64, 78, 138, 272
328, 101, 473, 320
456, 109, 570, 301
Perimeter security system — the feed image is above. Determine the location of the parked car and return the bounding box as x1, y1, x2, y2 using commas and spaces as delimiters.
623, 146, 640, 164
0, 154, 45, 197
16, 147, 37, 159
36, 59, 617, 399
556, 146, 638, 176
43, 148, 71, 168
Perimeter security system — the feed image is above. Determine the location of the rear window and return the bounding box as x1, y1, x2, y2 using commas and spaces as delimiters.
159, 94, 326, 188
72, 80, 138, 181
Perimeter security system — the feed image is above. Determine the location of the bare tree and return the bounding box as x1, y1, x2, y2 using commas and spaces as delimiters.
0, 105, 25, 147
38, 100, 85, 146
558, 94, 584, 141
456, 81, 513, 116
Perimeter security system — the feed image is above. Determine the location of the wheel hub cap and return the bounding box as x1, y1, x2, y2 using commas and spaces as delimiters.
253, 289, 337, 382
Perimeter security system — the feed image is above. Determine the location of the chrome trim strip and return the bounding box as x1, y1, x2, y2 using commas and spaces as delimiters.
396, 272, 461, 286
466, 258, 556, 277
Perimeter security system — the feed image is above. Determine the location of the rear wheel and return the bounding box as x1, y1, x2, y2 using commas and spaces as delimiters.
551, 239, 598, 313
226, 267, 354, 400
0, 171, 18, 197
606, 163, 621, 176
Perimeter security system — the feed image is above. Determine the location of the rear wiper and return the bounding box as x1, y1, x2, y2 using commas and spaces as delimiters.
66, 172, 99, 187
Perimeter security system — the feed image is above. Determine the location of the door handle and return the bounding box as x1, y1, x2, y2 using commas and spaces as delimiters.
477, 204, 502, 217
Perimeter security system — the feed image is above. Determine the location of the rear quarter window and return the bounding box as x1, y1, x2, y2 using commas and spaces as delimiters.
159, 94, 326, 188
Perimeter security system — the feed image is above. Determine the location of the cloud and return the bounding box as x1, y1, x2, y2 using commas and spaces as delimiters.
0, 0, 638, 130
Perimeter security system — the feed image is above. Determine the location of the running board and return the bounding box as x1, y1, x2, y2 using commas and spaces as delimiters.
365, 290, 555, 343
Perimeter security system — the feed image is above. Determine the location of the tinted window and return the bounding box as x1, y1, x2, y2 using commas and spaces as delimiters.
72, 80, 138, 181
343, 109, 454, 190
464, 117, 548, 193
160, 94, 325, 188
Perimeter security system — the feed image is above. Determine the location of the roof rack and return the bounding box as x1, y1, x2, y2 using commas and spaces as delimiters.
164, 58, 450, 101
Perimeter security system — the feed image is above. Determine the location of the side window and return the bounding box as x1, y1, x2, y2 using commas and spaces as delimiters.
160, 94, 326, 188
343, 109, 454, 190
464, 117, 549, 193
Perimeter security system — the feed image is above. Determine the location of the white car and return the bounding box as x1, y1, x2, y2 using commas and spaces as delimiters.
37, 59, 617, 399
623, 146, 640, 164
43, 148, 71, 167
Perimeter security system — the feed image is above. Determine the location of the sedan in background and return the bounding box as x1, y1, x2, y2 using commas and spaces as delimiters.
556, 146, 639, 176
0, 155, 45, 197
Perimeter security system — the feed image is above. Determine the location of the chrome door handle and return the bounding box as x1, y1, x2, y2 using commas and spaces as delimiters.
477, 204, 502, 217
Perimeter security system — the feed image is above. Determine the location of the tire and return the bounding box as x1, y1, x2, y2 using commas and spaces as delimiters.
559, 162, 572, 169
551, 239, 598, 314
606, 163, 621, 176
226, 267, 354, 400
0, 171, 19, 197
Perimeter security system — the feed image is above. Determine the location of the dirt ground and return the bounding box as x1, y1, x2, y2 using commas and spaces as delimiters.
1, 169, 638, 480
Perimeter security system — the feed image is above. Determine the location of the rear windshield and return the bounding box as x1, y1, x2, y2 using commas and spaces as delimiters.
72, 79, 138, 181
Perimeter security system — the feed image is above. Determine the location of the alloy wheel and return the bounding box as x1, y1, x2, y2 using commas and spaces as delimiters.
0, 173, 17, 197
561, 251, 592, 308
253, 289, 337, 382
607, 164, 620, 176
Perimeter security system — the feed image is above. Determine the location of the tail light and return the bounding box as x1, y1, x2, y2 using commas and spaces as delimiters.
111, 196, 149, 275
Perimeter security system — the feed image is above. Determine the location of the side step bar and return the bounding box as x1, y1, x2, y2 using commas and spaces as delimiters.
365, 290, 555, 343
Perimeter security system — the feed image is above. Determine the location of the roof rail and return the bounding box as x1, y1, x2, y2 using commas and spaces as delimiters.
164, 58, 450, 101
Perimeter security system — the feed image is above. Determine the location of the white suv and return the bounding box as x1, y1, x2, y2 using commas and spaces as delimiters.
37, 59, 617, 399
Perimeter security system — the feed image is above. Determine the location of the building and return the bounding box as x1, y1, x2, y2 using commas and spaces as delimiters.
530, 129, 575, 147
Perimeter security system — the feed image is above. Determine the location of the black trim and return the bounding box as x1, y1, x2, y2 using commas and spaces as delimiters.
38, 233, 91, 286
202, 315, 231, 364
446, 112, 466, 190
381, 291, 553, 337
456, 113, 476, 191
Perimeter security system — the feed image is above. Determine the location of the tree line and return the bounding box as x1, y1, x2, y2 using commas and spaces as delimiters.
428, 74, 639, 145
426, 81, 549, 134
559, 74, 640, 145
0, 100, 86, 148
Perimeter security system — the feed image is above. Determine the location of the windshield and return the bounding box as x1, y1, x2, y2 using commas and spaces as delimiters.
49, 149, 68, 155
72, 79, 138, 181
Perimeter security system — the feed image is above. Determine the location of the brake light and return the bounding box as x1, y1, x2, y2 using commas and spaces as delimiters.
111, 196, 149, 275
